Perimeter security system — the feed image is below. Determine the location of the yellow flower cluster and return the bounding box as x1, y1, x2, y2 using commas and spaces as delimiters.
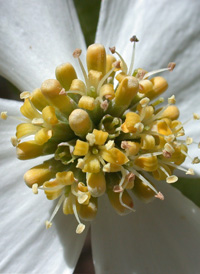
2, 37, 199, 233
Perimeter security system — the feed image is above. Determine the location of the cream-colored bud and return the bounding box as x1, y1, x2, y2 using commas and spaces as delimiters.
55, 63, 77, 91
69, 109, 92, 137
86, 44, 106, 75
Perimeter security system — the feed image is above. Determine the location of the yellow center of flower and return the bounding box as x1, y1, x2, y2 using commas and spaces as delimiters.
1, 36, 199, 234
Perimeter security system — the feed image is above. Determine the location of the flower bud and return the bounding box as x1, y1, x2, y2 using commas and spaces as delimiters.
55, 62, 77, 91
114, 76, 139, 107
86, 44, 106, 75
69, 109, 93, 137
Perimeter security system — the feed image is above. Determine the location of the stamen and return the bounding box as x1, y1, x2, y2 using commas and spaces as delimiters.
97, 61, 120, 95
32, 183, 38, 194
72, 197, 85, 234
113, 185, 123, 193
192, 157, 200, 164
10, 136, 18, 147
167, 62, 176, 71
193, 113, 200, 120
119, 190, 135, 212
166, 175, 178, 184
151, 97, 164, 107
128, 35, 139, 76
1, 111, 8, 120
105, 140, 115, 150
73, 48, 89, 91
186, 168, 195, 175
86, 133, 96, 146
155, 192, 164, 200
168, 95, 176, 104
129, 168, 158, 194
109, 47, 128, 74
20, 91, 31, 99
186, 137, 193, 145
143, 62, 176, 79
46, 194, 65, 229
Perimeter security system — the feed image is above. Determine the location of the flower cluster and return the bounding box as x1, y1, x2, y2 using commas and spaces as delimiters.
1, 37, 199, 234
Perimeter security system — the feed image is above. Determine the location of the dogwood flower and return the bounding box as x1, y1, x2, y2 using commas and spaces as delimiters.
0, 0, 200, 273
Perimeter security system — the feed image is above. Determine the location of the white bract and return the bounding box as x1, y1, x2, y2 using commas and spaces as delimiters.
0, 0, 200, 273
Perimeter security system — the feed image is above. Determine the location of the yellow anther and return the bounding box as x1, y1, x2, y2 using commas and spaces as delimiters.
69, 109, 93, 137
78, 95, 95, 111
141, 134, 155, 150
114, 76, 139, 107
193, 113, 200, 120
76, 223, 86, 234
73, 140, 89, 156
86, 44, 106, 75
77, 197, 98, 221
11, 136, 18, 147
160, 105, 180, 120
87, 171, 106, 197
55, 62, 77, 91
139, 80, 153, 94
93, 129, 108, 146
100, 147, 129, 165
121, 112, 141, 133
132, 177, 156, 203
168, 95, 176, 104
86, 133, 96, 146
16, 140, 44, 160
42, 106, 58, 125
186, 137, 193, 145
45, 221, 52, 229
20, 98, 42, 120
146, 76, 168, 100
166, 175, 178, 183
56, 171, 75, 185
30, 88, 49, 111
186, 168, 194, 175
192, 157, 200, 164
35, 128, 52, 145
32, 183, 38, 194
70, 79, 86, 94
24, 162, 55, 187
105, 140, 115, 150
99, 83, 115, 99
1, 111, 7, 120
135, 155, 158, 172
82, 155, 100, 173
20, 91, 31, 99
